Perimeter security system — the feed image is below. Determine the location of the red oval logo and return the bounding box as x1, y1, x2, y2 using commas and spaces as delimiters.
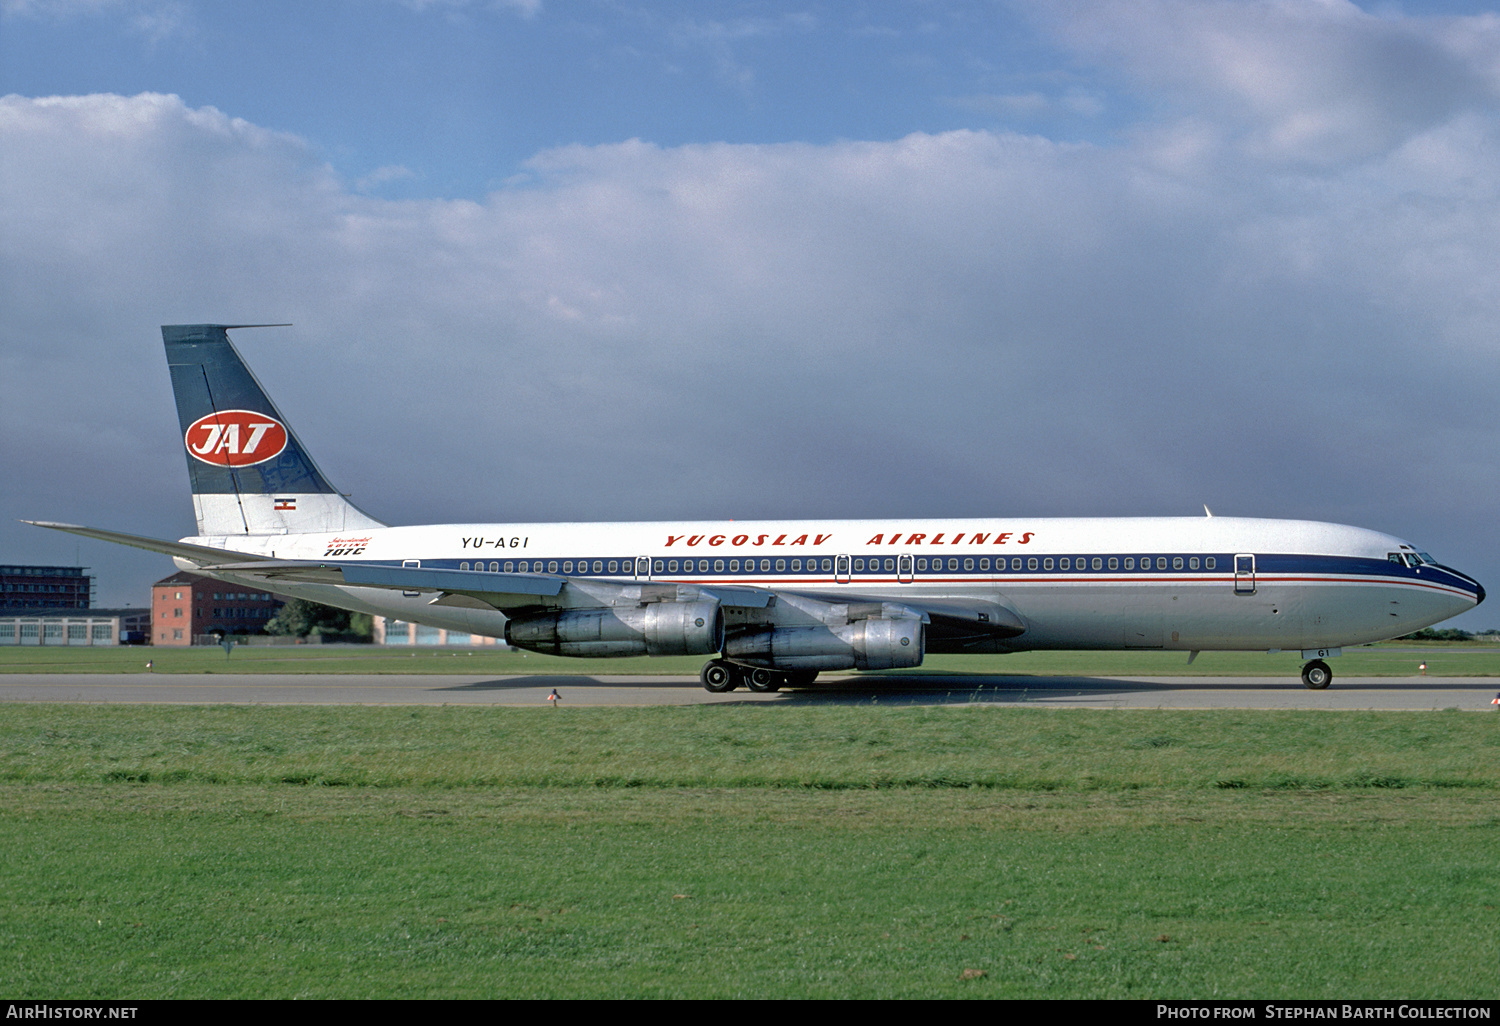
184, 410, 288, 467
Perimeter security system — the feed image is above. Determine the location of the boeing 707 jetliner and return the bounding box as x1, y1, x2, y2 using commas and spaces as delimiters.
29, 325, 1485, 692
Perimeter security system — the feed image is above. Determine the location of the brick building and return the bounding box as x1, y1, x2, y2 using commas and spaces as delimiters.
152, 571, 284, 646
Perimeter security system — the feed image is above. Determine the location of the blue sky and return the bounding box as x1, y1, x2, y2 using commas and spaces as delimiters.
3, 0, 1500, 630
2, 2, 1136, 196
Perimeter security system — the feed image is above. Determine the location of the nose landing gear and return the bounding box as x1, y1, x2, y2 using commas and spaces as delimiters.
1301, 659, 1332, 690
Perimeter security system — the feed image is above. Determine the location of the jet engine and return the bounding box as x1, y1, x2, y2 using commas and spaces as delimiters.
505, 601, 724, 657
723, 615, 925, 671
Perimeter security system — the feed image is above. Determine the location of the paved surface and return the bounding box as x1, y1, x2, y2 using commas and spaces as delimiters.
0, 673, 1497, 709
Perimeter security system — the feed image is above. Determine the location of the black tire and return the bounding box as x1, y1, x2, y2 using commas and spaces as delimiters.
1302, 659, 1332, 690
701, 660, 736, 693
746, 667, 781, 693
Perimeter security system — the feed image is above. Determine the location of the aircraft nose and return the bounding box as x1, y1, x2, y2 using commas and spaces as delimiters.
1442, 566, 1484, 608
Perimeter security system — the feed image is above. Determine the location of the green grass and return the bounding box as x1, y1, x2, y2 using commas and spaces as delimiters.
2, 705, 1498, 998
3, 705, 1498, 791
3, 640, 1500, 676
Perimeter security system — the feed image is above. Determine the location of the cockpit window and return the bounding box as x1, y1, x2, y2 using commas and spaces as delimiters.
1388, 553, 1404, 564
1417, 552, 1435, 564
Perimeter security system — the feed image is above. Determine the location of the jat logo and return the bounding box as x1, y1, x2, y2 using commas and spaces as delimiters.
185, 410, 288, 467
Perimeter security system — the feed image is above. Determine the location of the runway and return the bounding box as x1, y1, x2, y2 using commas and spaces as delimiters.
0, 673, 1496, 709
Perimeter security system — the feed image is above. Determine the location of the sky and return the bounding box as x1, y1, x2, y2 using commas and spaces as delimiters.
1, 0, 1497, 630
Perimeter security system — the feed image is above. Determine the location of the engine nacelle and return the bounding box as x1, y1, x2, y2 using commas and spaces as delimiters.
505, 601, 724, 658
723, 615, 925, 671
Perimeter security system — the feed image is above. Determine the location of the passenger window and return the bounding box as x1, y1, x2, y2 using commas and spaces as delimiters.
1205, 557, 1216, 570
1108, 557, 1118, 570
964, 558, 974, 571
607, 561, 617, 573
854, 559, 864, 571
1172, 557, 1183, 570
730, 560, 740, 571
490, 562, 499, 572
460, 562, 469, 571
1124, 557, 1133, 570
979, 558, 989, 571
1092, 558, 1102, 570
917, 558, 928, 571
1156, 557, 1167, 570
504, 562, 514, 573
1189, 557, 1199, 570
563, 561, 573, 573
1027, 557, 1038, 570
1059, 557, 1069, 570
884, 558, 894, 571
666, 560, 677, 573
1044, 558, 1054, 570
548, 561, 559, 573
653, 559, 664, 573
715, 560, 725, 572
821, 558, 833, 571
775, 559, 786, 572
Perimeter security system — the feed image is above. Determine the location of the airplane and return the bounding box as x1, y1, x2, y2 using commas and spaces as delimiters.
28, 324, 1485, 693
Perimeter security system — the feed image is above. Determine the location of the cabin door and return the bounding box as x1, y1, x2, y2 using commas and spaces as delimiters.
1234, 554, 1256, 595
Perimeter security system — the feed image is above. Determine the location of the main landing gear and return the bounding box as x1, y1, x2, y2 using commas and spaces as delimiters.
699, 658, 819, 693
1301, 659, 1333, 690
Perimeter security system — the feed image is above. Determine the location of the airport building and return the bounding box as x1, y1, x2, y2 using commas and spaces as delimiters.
0, 609, 150, 646
152, 571, 284, 646
373, 617, 502, 646
1, 564, 95, 611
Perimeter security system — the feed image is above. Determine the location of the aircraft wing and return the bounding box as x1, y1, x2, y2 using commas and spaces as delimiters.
188, 559, 780, 616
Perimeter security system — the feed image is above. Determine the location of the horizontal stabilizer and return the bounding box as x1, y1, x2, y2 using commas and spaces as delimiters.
22, 521, 270, 567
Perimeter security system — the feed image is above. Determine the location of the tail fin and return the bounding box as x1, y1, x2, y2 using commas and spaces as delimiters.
164, 324, 384, 536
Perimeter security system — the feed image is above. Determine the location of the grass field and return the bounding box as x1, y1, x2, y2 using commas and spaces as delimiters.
2, 704, 1498, 998
3, 640, 1500, 677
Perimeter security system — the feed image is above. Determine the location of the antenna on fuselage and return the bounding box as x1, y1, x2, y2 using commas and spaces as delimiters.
1203, 505, 1214, 517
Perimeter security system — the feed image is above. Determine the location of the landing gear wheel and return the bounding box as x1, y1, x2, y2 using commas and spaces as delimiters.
701, 660, 736, 693
746, 667, 782, 693
1301, 659, 1332, 690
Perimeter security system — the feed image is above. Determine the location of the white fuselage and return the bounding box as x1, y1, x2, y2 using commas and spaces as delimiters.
178, 515, 1482, 653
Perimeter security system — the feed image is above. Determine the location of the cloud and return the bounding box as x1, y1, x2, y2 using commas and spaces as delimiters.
2, 78, 1499, 614
1034, 0, 1500, 164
